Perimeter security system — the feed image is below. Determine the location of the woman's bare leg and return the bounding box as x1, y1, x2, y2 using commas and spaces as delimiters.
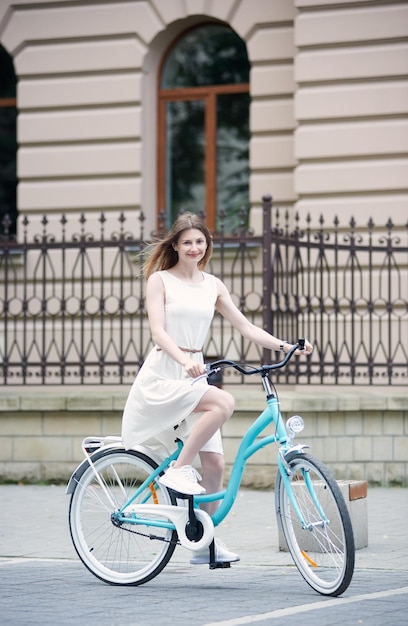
174, 387, 234, 468
198, 450, 225, 515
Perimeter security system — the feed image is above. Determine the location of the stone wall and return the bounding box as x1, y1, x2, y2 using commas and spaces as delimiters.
1, 387, 406, 487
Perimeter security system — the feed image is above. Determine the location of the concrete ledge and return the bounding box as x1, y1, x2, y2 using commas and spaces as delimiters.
1, 387, 407, 413
279, 480, 368, 551
0, 387, 407, 486
339, 480, 368, 550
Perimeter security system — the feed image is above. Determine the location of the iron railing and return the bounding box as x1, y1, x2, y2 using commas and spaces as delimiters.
263, 200, 407, 386
0, 197, 407, 386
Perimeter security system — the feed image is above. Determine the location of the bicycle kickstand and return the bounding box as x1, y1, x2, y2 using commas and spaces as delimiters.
168, 490, 205, 543
209, 539, 231, 570
184, 495, 231, 569
169, 491, 231, 569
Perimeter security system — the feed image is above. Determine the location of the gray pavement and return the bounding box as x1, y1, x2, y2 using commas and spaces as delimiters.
0, 484, 407, 625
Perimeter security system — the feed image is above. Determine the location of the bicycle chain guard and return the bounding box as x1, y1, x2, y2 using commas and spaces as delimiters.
122, 503, 214, 551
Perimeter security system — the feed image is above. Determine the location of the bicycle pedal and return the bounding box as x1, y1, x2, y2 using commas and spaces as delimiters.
167, 488, 190, 499
209, 562, 231, 570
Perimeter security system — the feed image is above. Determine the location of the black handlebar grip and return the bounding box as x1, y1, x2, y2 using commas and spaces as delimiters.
298, 338, 306, 350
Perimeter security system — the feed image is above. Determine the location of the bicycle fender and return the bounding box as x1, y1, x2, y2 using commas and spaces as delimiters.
65, 444, 166, 495
284, 443, 310, 458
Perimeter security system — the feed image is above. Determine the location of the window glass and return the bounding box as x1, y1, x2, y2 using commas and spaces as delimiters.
216, 93, 250, 232
162, 24, 249, 88
159, 25, 250, 232
0, 45, 17, 237
166, 100, 205, 227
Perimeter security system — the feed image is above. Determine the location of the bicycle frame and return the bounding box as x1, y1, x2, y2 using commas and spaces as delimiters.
116, 390, 309, 531
201, 395, 288, 527
68, 340, 355, 596
73, 342, 316, 535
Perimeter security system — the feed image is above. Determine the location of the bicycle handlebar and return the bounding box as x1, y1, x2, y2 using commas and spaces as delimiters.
204, 338, 306, 379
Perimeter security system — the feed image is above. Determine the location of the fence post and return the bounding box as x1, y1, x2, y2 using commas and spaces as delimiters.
262, 194, 272, 364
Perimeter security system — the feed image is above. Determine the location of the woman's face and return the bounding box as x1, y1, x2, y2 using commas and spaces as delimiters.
173, 228, 208, 264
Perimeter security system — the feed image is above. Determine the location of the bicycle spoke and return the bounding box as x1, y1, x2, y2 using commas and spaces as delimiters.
69, 449, 177, 585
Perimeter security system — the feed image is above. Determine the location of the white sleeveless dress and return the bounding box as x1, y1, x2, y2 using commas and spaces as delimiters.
121, 270, 223, 456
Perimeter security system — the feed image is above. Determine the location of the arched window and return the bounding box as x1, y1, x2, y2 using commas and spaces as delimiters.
158, 24, 250, 232
0, 44, 17, 237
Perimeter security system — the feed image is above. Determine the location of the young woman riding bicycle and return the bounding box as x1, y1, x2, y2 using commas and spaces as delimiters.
121, 212, 313, 565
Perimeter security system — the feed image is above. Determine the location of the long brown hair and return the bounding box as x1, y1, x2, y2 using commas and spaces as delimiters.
143, 213, 213, 279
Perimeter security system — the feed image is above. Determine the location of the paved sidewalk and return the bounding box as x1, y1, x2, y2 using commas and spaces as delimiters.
1, 484, 407, 626
0, 483, 407, 571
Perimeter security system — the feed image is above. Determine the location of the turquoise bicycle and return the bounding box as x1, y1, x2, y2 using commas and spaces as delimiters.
67, 340, 355, 596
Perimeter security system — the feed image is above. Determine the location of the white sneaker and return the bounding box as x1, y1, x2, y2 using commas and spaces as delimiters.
159, 462, 206, 495
190, 539, 240, 565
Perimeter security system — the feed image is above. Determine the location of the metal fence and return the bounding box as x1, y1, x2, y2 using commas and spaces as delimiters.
0, 196, 407, 386
262, 200, 407, 386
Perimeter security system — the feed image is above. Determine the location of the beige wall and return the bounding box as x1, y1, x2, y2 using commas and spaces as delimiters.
0, 0, 297, 237
1, 2, 406, 482
1, 0, 406, 232
1, 387, 407, 487
294, 0, 408, 226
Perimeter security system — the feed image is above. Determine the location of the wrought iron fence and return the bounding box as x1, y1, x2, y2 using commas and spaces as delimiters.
262, 200, 407, 386
0, 197, 407, 386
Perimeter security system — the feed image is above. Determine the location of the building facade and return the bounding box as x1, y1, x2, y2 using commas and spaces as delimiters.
1, 0, 407, 236
0, 1, 407, 485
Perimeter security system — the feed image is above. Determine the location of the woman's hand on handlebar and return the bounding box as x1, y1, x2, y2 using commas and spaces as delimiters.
201, 338, 314, 381
183, 358, 206, 379
286, 339, 314, 356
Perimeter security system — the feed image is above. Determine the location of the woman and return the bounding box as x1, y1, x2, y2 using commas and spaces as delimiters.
122, 212, 313, 565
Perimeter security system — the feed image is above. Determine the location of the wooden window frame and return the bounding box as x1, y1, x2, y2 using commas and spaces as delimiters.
158, 83, 249, 231
0, 98, 17, 107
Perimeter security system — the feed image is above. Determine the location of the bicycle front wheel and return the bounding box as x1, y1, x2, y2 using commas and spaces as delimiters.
276, 452, 355, 596
69, 448, 177, 585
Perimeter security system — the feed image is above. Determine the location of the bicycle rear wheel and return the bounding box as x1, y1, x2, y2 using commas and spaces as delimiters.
69, 448, 177, 585
276, 452, 355, 596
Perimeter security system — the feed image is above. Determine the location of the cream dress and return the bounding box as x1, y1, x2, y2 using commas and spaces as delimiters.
121, 270, 223, 457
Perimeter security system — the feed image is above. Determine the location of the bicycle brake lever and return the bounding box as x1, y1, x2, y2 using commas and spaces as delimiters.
191, 364, 213, 385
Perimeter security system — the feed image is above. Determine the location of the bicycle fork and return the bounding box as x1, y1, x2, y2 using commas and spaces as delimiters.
277, 452, 329, 530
